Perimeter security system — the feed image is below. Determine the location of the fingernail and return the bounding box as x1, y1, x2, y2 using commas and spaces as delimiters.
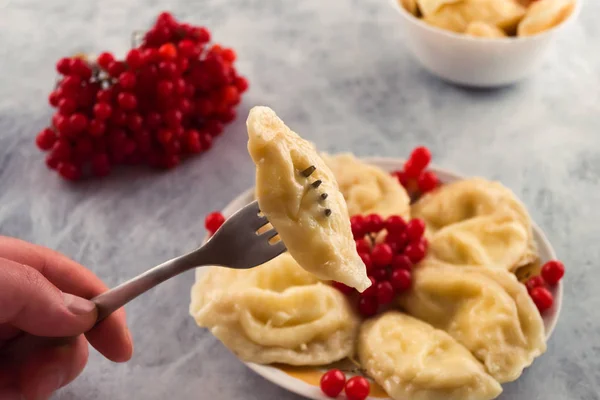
63, 292, 96, 315
35, 369, 64, 399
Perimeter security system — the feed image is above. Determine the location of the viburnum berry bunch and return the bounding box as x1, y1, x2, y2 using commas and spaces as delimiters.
320, 369, 370, 400
36, 12, 249, 181
392, 146, 439, 197
333, 213, 428, 318
525, 259, 565, 313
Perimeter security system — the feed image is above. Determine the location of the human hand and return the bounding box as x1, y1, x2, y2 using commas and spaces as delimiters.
0, 236, 133, 400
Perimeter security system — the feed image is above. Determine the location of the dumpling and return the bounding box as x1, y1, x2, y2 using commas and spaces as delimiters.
399, 0, 420, 16
465, 21, 508, 37
411, 177, 537, 270
424, 0, 526, 33
322, 153, 410, 219
247, 107, 370, 292
359, 312, 502, 400
416, 0, 462, 17
190, 253, 360, 366
517, 0, 576, 36
398, 259, 547, 383
428, 213, 530, 271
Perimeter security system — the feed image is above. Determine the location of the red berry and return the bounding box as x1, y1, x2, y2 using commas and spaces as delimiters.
58, 98, 77, 115
185, 130, 202, 153
355, 238, 371, 254
75, 137, 94, 158
163, 109, 182, 128
119, 72, 137, 90
350, 215, 366, 239
390, 268, 412, 292
57, 162, 81, 181
97, 89, 113, 103
205, 211, 225, 233
526, 276, 545, 292
364, 213, 385, 233
332, 281, 354, 295
541, 260, 565, 286
97, 52, 115, 69
371, 244, 393, 268
320, 369, 346, 398
142, 48, 160, 65
409, 146, 432, 171
221, 48, 237, 62
90, 153, 111, 177
56, 58, 72, 75
69, 113, 88, 134
126, 49, 144, 69
530, 287, 553, 312
60, 75, 81, 92
70, 58, 92, 80
127, 113, 144, 132
117, 92, 137, 110
358, 295, 378, 317
385, 215, 407, 234
195, 26, 211, 42
92, 103, 111, 120
359, 252, 373, 272
51, 140, 71, 161
376, 281, 394, 305
145, 112, 162, 129
157, 80, 174, 97
386, 231, 408, 253
158, 43, 177, 60
221, 85, 240, 105
403, 158, 422, 179
110, 109, 127, 126
235, 76, 249, 92
48, 90, 62, 107
46, 153, 61, 169
418, 171, 439, 193
392, 170, 409, 187
218, 108, 237, 123
88, 119, 106, 137
158, 61, 178, 79
177, 39, 196, 57
373, 267, 389, 281
157, 129, 174, 145
107, 61, 126, 77
35, 128, 57, 151
345, 376, 370, 400
391, 254, 413, 271
406, 219, 426, 241
200, 133, 213, 150
405, 240, 427, 264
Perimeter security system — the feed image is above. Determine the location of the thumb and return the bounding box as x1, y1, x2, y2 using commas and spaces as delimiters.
0, 258, 97, 337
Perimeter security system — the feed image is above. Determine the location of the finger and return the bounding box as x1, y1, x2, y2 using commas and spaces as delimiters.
17, 335, 88, 400
0, 259, 97, 337
0, 237, 133, 362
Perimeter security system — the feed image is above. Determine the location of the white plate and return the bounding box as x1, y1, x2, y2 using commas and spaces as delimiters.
196, 157, 562, 400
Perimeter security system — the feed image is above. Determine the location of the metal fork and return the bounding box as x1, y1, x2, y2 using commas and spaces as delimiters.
2, 200, 286, 362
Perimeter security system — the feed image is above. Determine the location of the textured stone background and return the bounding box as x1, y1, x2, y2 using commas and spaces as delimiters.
1, 0, 599, 399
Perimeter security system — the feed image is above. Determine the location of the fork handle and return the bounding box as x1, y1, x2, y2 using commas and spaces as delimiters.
0, 247, 212, 363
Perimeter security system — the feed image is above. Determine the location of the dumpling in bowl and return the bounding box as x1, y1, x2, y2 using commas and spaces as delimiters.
465, 21, 508, 37
424, 0, 526, 33
359, 311, 502, 400
247, 107, 370, 292
428, 213, 530, 271
322, 153, 410, 219
190, 253, 360, 366
399, 0, 420, 16
517, 0, 576, 36
416, 0, 462, 17
398, 259, 547, 383
411, 177, 537, 270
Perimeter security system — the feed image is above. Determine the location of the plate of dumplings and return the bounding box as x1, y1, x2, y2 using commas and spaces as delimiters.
189, 155, 562, 400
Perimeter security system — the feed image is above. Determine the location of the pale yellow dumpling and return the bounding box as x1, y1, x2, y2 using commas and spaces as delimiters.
465, 21, 508, 37
518, 0, 576, 36
190, 253, 360, 366
247, 107, 370, 292
322, 153, 410, 219
428, 213, 530, 271
412, 177, 537, 270
398, 259, 547, 383
424, 0, 526, 33
359, 312, 502, 400
399, 0, 420, 16
416, 0, 462, 17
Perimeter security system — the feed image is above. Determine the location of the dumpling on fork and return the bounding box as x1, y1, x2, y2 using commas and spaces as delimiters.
247, 106, 371, 292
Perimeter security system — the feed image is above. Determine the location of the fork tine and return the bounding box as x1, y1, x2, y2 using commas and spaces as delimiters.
261, 229, 279, 241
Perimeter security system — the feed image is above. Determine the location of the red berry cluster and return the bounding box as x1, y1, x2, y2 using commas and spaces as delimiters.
36, 12, 249, 181
320, 369, 370, 400
525, 260, 565, 313
392, 146, 439, 197
333, 214, 428, 318
205, 211, 226, 235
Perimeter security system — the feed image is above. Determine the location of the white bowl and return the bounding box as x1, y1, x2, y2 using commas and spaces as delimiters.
197, 157, 562, 400
390, 0, 582, 87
